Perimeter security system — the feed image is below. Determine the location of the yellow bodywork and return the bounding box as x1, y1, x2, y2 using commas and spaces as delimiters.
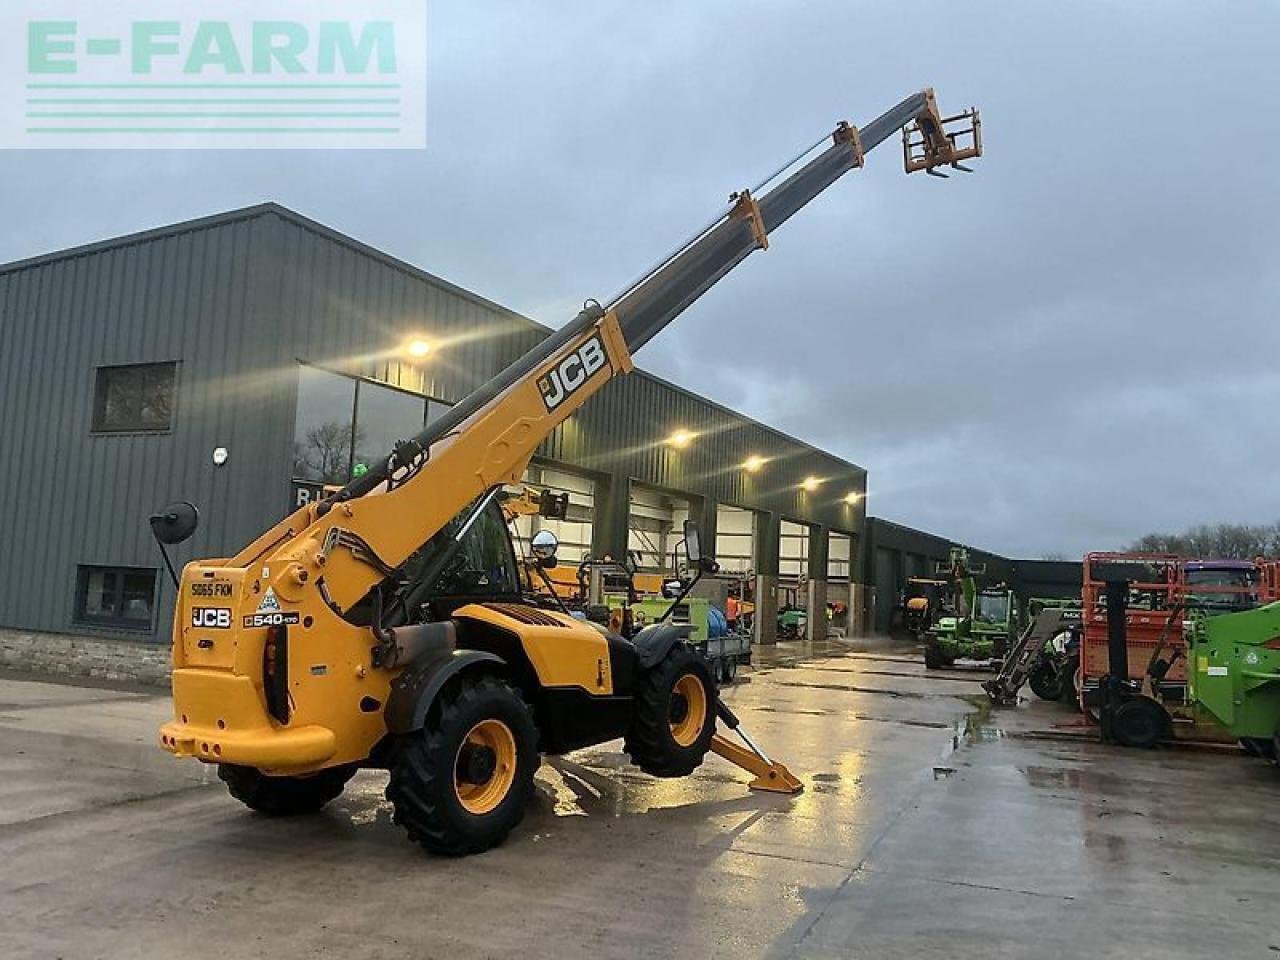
161, 313, 633, 775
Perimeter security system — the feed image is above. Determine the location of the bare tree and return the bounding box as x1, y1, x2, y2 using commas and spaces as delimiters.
1129, 522, 1278, 559
294, 422, 365, 484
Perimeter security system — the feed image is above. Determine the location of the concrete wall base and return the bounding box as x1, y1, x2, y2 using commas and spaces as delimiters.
806, 578, 829, 642
0, 628, 171, 688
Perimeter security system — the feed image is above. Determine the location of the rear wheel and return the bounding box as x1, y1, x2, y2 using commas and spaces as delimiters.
218, 762, 356, 816
386, 674, 538, 856
1028, 662, 1064, 701
1112, 697, 1169, 749
720, 657, 739, 685
625, 644, 716, 777
1240, 737, 1275, 760
924, 643, 952, 670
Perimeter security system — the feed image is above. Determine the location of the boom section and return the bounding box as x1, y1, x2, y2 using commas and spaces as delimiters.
231, 88, 977, 616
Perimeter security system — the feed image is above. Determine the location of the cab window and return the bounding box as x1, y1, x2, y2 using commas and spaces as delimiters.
403, 499, 521, 601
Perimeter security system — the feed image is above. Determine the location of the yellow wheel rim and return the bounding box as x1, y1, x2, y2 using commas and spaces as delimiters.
454, 719, 518, 815
670, 673, 708, 747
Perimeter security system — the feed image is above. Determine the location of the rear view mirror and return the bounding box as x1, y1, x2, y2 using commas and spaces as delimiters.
683, 520, 701, 565
531, 529, 560, 568
150, 501, 199, 545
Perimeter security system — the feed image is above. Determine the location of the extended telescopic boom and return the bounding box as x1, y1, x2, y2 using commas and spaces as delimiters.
321, 89, 978, 515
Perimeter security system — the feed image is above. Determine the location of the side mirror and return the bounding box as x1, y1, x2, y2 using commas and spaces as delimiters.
683, 519, 702, 565
149, 501, 199, 545
531, 529, 560, 568
538, 490, 569, 520
682, 519, 717, 573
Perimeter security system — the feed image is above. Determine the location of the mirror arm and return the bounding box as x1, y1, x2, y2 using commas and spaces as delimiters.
154, 541, 180, 589
532, 562, 573, 617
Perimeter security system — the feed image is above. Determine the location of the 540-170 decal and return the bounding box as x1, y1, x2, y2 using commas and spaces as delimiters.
243, 612, 301, 629
537, 333, 608, 412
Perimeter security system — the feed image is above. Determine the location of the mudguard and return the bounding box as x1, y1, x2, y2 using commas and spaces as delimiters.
632, 622, 695, 670
383, 649, 505, 734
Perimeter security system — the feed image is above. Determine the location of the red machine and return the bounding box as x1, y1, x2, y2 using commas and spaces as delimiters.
1079, 552, 1271, 720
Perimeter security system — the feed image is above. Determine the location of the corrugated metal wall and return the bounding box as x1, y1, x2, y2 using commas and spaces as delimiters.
0, 211, 292, 637
0, 205, 867, 640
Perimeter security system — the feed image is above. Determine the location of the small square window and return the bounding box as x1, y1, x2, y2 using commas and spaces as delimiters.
76, 565, 157, 631
92, 362, 176, 433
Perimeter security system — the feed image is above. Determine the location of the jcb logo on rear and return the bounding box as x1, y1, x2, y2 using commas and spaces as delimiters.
191, 607, 232, 629
537, 334, 608, 412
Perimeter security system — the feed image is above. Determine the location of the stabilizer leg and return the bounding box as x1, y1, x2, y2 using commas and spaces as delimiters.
713, 700, 803, 795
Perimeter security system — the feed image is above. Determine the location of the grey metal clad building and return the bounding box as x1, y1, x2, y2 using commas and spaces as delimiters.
0, 203, 867, 645
861, 517, 1082, 634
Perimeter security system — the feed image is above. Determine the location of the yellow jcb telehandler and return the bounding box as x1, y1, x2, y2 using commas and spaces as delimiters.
151, 89, 981, 855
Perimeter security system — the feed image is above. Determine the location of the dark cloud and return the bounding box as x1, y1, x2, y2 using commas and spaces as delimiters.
3, 2, 1277, 558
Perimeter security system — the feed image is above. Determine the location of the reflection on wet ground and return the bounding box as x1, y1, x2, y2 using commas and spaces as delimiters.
1, 638, 1278, 959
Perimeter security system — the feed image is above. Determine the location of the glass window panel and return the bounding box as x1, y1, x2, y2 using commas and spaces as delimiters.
426, 399, 452, 427
121, 571, 156, 622
293, 365, 357, 483
76, 566, 155, 630
94, 363, 175, 432
353, 381, 427, 475
139, 365, 175, 428
82, 569, 115, 616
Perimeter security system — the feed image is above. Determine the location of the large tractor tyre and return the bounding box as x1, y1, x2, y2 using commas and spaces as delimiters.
218, 762, 357, 816
1028, 662, 1065, 701
386, 674, 538, 857
923, 643, 949, 670
1239, 738, 1275, 761
1060, 657, 1082, 705
625, 644, 717, 778
1111, 698, 1170, 749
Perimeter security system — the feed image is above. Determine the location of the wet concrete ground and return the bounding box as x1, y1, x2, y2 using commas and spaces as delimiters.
1, 643, 1278, 959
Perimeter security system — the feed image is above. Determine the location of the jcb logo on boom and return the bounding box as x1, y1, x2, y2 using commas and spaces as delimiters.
191, 607, 232, 630
537, 334, 608, 412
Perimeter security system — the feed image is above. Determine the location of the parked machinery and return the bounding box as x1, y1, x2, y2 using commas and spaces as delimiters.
1186, 596, 1280, 759
983, 598, 1082, 704
924, 547, 1018, 669
151, 89, 982, 855
1080, 554, 1274, 749
777, 583, 808, 641
896, 576, 949, 641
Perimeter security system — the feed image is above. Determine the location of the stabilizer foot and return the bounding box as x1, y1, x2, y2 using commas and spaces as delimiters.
709, 733, 804, 795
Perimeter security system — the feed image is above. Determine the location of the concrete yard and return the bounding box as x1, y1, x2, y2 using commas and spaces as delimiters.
1, 646, 1278, 959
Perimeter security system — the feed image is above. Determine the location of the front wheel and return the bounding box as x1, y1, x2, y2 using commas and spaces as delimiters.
1028, 662, 1064, 701
218, 762, 357, 816
625, 644, 716, 777
386, 674, 538, 856
1112, 697, 1169, 749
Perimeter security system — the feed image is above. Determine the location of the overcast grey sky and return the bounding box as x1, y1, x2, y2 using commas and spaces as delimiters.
3, 1, 1277, 559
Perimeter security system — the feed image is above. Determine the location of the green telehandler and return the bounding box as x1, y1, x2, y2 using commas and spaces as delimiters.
924, 546, 1018, 669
